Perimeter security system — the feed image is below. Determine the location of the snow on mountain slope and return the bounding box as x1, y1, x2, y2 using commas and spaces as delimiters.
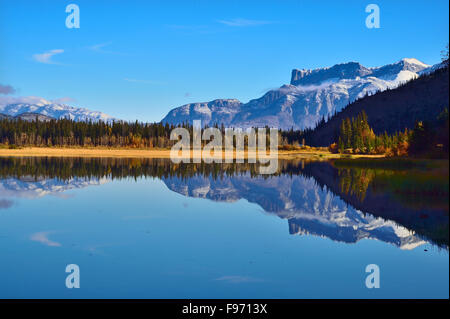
0, 98, 117, 122
162, 173, 427, 249
162, 58, 434, 130
0, 177, 108, 199
418, 60, 448, 75
162, 99, 242, 127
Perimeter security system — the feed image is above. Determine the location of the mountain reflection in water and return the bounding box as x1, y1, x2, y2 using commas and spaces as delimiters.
0, 157, 448, 249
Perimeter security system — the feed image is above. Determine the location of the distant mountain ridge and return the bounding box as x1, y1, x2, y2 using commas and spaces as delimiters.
162, 58, 438, 130
1, 58, 442, 128
0, 98, 116, 122
0, 112, 55, 122
162, 99, 242, 127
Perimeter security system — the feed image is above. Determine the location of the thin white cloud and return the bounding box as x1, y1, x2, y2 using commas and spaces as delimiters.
165, 24, 213, 33
217, 18, 273, 27
124, 78, 167, 85
32, 49, 64, 64
89, 42, 113, 53
166, 24, 207, 30
89, 42, 126, 55
30, 231, 61, 247
261, 80, 337, 95
214, 275, 264, 283
285, 80, 337, 93
89, 42, 111, 51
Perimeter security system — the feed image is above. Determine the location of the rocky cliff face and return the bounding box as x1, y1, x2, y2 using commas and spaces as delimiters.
290, 62, 372, 85
290, 58, 430, 85
162, 99, 242, 127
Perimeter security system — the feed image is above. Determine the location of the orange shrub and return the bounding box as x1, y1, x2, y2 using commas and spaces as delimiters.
328, 143, 338, 153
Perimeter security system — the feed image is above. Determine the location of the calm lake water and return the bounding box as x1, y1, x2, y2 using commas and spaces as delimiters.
0, 157, 448, 299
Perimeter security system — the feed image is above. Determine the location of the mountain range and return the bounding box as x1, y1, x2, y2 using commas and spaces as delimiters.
161, 58, 439, 130
0, 98, 116, 122
0, 58, 443, 130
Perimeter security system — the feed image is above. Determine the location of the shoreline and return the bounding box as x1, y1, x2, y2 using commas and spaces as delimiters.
0, 146, 386, 160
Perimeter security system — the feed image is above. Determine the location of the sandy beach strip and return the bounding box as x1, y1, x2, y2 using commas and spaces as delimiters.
0, 147, 387, 160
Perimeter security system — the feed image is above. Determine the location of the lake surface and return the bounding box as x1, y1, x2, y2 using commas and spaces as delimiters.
0, 157, 448, 299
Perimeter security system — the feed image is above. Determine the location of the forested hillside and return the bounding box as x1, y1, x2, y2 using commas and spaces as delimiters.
303, 65, 449, 146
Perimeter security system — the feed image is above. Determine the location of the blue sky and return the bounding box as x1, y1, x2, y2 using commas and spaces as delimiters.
0, 0, 448, 122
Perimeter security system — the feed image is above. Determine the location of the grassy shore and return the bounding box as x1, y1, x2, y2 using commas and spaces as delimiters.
0, 146, 386, 160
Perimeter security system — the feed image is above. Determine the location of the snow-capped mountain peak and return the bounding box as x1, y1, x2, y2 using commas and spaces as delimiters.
401, 57, 430, 69
0, 101, 117, 122
162, 99, 242, 127
291, 61, 372, 85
